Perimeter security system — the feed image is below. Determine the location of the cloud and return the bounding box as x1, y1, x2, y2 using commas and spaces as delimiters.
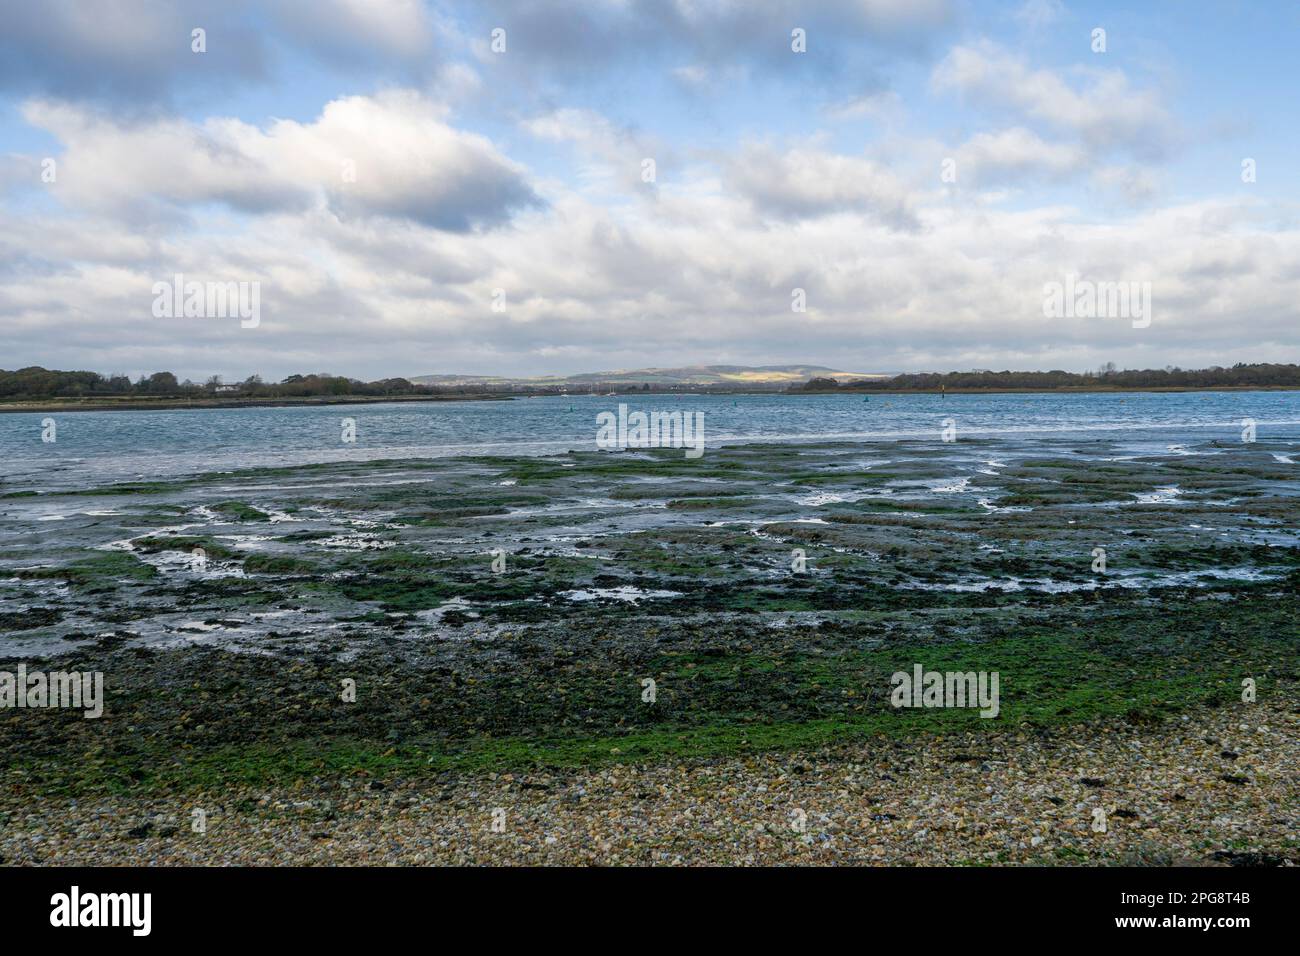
824, 89, 903, 121
930, 41, 1180, 200
0, 0, 439, 106
952, 127, 1088, 185
0, 0, 266, 105
1013, 0, 1066, 31
473, 0, 955, 59
727, 144, 920, 229
468, 0, 956, 95
933, 41, 1178, 159
1089, 165, 1160, 205
524, 108, 668, 194
23, 91, 540, 230
671, 65, 711, 89
268, 0, 436, 64
4, 181, 1300, 380
0, 5, 1292, 382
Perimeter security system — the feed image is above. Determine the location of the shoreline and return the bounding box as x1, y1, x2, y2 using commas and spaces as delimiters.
795, 384, 1300, 395
4, 691, 1293, 865
2, 383, 1299, 414
0, 393, 511, 414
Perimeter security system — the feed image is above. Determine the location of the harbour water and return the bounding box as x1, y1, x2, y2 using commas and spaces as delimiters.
2, 390, 1297, 493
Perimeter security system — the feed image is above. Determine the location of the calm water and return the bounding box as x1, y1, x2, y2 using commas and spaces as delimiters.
2, 391, 1298, 491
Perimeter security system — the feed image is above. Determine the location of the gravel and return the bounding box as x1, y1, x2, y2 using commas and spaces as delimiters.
4, 695, 1295, 866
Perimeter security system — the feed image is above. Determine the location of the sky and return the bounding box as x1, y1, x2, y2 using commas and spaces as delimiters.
1, 0, 1298, 383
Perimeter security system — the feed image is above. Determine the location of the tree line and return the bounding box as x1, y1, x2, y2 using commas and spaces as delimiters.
795, 363, 1300, 392
0, 368, 472, 401
4, 362, 1300, 402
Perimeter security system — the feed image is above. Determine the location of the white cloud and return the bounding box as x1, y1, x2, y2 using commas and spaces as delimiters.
933, 41, 1177, 158
523, 108, 665, 194
825, 89, 904, 121
727, 144, 920, 229
953, 127, 1088, 184
0, 11, 1293, 381
24, 91, 539, 230
1014, 0, 1066, 31
9, 133, 1297, 381
1089, 164, 1160, 205
671, 65, 710, 89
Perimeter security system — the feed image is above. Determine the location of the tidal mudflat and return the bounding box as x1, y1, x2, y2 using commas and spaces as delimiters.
2, 436, 1297, 864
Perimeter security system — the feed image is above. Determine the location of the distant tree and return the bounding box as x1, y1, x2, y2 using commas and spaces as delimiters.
145, 371, 179, 393
804, 377, 839, 390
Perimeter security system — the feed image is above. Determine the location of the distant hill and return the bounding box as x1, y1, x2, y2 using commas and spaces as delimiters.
408, 364, 887, 387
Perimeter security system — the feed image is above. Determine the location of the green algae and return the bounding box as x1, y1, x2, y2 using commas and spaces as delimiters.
3, 437, 1298, 797
213, 501, 272, 521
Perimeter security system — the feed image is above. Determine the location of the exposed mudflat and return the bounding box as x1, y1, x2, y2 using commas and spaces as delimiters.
3, 437, 1298, 651
1, 437, 1297, 864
